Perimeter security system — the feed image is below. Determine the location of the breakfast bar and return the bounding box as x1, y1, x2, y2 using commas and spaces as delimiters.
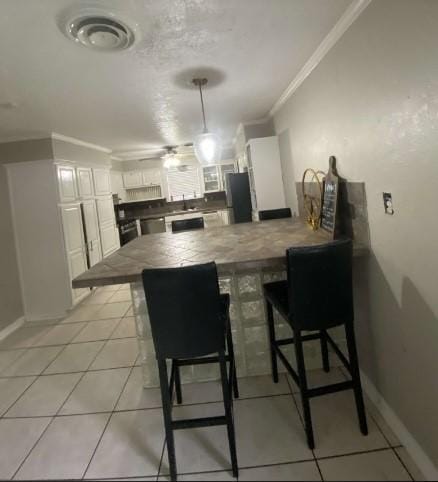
73, 218, 368, 387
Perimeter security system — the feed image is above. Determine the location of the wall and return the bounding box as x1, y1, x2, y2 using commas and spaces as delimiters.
0, 138, 54, 330
273, 0, 438, 468
52, 138, 111, 166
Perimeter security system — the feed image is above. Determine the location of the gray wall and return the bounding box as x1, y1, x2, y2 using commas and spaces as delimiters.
0, 138, 54, 330
273, 0, 438, 466
52, 138, 111, 166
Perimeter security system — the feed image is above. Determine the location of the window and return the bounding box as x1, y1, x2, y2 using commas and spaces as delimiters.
167, 166, 202, 200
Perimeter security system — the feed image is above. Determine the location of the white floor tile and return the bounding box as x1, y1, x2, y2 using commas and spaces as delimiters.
0, 418, 51, 479
0, 349, 26, 373
110, 316, 137, 339
108, 290, 133, 303
179, 380, 223, 405
90, 338, 139, 370
1, 346, 64, 376
72, 319, 121, 343
6, 373, 82, 417
33, 323, 86, 347
234, 396, 313, 468
395, 447, 425, 481
296, 391, 389, 458
365, 394, 401, 447
15, 413, 110, 480
239, 461, 322, 481
44, 341, 105, 374
60, 368, 131, 415
0, 325, 52, 350
0, 377, 36, 416
116, 366, 162, 411
83, 290, 117, 305
318, 449, 411, 481
95, 302, 131, 320
238, 374, 291, 399
287, 367, 347, 394
62, 304, 104, 323
85, 409, 164, 479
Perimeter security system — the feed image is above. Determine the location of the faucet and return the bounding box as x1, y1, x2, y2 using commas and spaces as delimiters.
182, 194, 187, 211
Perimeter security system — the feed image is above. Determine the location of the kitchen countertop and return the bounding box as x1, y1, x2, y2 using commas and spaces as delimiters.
73, 218, 368, 288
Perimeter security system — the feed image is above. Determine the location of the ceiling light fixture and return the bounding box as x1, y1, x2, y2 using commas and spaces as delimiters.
192, 78, 222, 165
162, 147, 180, 169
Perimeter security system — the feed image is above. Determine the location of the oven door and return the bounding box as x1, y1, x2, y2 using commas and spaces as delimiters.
120, 225, 139, 246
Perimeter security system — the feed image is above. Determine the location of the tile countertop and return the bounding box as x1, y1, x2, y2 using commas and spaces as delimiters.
72, 218, 368, 289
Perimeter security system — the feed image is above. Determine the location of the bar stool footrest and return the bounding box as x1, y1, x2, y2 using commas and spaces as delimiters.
172, 416, 227, 430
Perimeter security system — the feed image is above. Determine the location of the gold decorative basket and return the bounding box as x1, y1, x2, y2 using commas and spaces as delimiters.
301, 168, 325, 230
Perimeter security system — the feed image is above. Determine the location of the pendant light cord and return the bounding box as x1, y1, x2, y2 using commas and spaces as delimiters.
194, 79, 209, 134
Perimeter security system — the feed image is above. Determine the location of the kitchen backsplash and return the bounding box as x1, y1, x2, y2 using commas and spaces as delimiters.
115, 191, 227, 221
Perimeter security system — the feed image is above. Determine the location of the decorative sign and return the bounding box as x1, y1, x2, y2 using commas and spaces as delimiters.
320, 156, 340, 238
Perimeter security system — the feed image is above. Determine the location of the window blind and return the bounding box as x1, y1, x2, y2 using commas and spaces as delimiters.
167, 166, 201, 200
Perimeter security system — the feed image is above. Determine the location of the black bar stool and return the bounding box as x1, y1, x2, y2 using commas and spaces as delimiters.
258, 208, 292, 221
142, 262, 239, 481
263, 239, 368, 449
171, 217, 205, 233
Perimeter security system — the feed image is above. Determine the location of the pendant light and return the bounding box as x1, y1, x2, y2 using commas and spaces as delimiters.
192, 78, 222, 165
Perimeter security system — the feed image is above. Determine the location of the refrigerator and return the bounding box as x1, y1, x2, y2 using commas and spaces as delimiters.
226, 172, 253, 224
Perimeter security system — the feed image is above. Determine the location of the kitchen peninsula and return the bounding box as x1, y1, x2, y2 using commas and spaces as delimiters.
73, 218, 368, 387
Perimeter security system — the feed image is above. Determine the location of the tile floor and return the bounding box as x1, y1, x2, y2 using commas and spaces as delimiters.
0, 284, 425, 481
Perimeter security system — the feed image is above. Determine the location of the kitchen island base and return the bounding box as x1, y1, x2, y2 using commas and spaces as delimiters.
131, 269, 345, 388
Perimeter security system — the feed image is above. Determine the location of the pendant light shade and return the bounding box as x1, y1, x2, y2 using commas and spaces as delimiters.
192, 78, 222, 165
194, 131, 222, 165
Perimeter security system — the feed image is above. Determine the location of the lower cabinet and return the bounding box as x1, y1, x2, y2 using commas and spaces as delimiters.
81, 200, 103, 267
100, 222, 120, 257
60, 204, 89, 303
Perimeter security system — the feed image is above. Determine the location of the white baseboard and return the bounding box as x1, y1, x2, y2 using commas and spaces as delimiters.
0, 316, 25, 342
361, 370, 438, 481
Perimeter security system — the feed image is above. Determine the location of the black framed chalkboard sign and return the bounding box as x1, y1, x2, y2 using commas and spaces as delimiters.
320, 156, 340, 238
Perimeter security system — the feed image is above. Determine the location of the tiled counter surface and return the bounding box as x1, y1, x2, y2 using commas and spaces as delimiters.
73, 219, 368, 387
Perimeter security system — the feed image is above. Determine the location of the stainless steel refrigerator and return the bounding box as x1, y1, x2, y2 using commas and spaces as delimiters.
226, 172, 253, 224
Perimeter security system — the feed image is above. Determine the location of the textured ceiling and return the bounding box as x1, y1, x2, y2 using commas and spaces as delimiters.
0, 0, 351, 155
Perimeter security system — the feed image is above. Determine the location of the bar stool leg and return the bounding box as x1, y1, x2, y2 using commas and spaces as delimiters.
158, 359, 178, 481
219, 350, 238, 478
226, 318, 239, 399
174, 362, 183, 405
266, 300, 279, 383
345, 322, 368, 436
320, 330, 330, 373
294, 329, 315, 450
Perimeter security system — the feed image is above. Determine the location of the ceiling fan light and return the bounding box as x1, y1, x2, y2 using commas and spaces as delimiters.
162, 153, 180, 169
194, 131, 222, 165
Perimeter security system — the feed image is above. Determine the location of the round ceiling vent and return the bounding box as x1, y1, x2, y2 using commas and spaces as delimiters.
66, 15, 135, 51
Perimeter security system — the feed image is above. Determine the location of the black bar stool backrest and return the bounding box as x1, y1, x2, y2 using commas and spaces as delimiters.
171, 217, 205, 233
259, 208, 292, 221
142, 262, 224, 359
287, 239, 354, 331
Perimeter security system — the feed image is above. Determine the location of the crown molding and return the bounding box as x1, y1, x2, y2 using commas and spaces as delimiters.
51, 132, 112, 154
270, 0, 372, 116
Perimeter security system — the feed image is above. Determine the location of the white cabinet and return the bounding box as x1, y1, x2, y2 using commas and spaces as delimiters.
203, 165, 221, 192
142, 168, 161, 186
81, 200, 102, 267
123, 171, 143, 188
77, 167, 94, 199
96, 196, 115, 225
100, 222, 120, 257
57, 165, 77, 202
60, 204, 88, 302
93, 168, 112, 195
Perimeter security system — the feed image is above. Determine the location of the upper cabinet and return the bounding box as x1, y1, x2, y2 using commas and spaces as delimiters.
123, 170, 143, 189
202, 162, 236, 193
93, 168, 112, 195
77, 167, 94, 199
57, 165, 77, 202
123, 168, 162, 189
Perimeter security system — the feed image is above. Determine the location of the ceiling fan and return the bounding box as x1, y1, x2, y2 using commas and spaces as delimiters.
137, 143, 194, 162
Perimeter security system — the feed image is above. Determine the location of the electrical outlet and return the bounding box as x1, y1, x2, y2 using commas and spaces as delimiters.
383, 192, 394, 215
